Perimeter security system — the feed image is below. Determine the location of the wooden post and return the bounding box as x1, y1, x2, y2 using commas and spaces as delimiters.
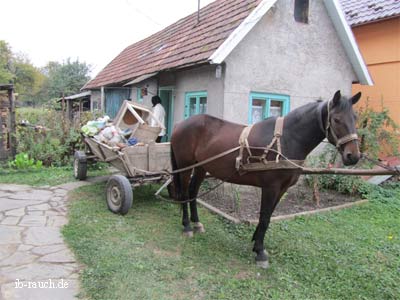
8, 87, 16, 158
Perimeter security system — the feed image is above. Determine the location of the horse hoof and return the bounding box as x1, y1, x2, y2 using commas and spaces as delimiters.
182, 230, 194, 238
194, 222, 205, 233
256, 260, 269, 269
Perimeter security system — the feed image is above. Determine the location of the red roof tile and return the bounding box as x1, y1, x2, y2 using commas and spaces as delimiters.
84, 0, 261, 89
340, 0, 400, 26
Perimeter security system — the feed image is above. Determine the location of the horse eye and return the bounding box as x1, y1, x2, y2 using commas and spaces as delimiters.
333, 117, 340, 123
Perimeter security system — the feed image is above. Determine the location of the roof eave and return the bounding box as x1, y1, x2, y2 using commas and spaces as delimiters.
324, 0, 373, 86
208, 0, 278, 65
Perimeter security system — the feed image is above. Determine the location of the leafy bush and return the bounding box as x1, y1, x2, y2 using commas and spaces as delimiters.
15, 107, 94, 166
305, 145, 373, 198
8, 152, 42, 170
357, 100, 399, 159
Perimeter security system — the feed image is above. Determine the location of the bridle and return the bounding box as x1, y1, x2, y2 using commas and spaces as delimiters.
317, 99, 359, 150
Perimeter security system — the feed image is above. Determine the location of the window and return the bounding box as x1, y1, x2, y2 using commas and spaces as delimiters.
185, 91, 207, 119
294, 0, 309, 23
248, 92, 290, 124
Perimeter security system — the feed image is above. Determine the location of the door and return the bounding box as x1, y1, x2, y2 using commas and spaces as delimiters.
105, 88, 131, 118
159, 87, 174, 142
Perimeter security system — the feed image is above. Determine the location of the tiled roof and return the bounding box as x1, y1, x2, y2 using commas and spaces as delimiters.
84, 0, 261, 89
340, 0, 400, 26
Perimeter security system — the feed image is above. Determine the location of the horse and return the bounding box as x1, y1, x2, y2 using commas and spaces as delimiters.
170, 90, 361, 268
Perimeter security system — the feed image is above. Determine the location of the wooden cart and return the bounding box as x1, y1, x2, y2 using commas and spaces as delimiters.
73, 101, 171, 215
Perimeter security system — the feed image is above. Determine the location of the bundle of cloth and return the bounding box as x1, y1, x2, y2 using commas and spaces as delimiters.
81, 116, 141, 149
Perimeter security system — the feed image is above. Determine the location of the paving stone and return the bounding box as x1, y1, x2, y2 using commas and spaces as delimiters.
47, 216, 67, 227
0, 184, 31, 192
1, 279, 79, 300
0, 190, 11, 198
39, 249, 76, 263
0, 226, 23, 245
31, 244, 67, 256
9, 190, 53, 201
1, 216, 20, 225
17, 244, 33, 252
0, 245, 17, 261
5, 207, 25, 217
49, 201, 59, 207
24, 227, 64, 246
1, 263, 72, 281
0, 251, 38, 267
0, 200, 41, 212
19, 216, 47, 227
44, 210, 62, 216
27, 211, 44, 216
26, 203, 51, 211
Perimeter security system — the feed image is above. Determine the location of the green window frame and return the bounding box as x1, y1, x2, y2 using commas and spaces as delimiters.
248, 92, 290, 124
184, 91, 207, 119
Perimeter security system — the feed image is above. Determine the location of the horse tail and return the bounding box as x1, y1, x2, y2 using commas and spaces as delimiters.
170, 145, 181, 200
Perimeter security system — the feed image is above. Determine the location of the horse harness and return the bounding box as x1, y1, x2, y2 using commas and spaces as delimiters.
236, 117, 305, 174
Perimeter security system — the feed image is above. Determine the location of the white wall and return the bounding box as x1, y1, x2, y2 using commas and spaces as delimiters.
223, 0, 357, 123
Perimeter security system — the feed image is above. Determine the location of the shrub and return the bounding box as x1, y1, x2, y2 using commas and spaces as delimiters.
305, 145, 372, 198
8, 152, 43, 170
15, 107, 95, 166
357, 99, 399, 159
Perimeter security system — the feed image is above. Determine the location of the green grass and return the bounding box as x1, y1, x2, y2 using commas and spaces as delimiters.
63, 183, 400, 300
0, 165, 110, 186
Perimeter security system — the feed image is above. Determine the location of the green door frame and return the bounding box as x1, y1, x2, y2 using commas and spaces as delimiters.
158, 86, 175, 142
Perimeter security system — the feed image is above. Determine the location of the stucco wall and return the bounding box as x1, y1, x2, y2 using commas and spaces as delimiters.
173, 65, 224, 124
351, 17, 400, 126
223, 0, 358, 124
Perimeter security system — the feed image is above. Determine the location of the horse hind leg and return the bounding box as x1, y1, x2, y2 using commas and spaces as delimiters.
188, 167, 207, 233
178, 170, 194, 237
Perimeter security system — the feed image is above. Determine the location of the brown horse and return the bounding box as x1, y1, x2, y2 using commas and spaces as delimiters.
170, 90, 361, 268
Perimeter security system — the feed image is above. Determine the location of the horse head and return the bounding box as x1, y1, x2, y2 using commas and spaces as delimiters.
326, 90, 361, 166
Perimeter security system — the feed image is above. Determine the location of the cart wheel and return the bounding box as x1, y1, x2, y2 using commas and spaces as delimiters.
73, 151, 87, 180
106, 175, 133, 215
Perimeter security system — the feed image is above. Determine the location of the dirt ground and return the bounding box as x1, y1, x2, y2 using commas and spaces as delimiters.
201, 178, 359, 221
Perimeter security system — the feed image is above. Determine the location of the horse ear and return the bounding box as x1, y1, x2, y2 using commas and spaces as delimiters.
332, 90, 341, 106
351, 92, 362, 105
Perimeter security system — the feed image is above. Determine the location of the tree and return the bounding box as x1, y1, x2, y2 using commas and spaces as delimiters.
43, 58, 91, 99
13, 54, 46, 105
0, 40, 14, 83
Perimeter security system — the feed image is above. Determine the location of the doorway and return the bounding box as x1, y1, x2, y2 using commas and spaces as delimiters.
159, 87, 174, 142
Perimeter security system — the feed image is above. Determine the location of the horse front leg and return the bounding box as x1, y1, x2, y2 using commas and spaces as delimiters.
252, 186, 282, 268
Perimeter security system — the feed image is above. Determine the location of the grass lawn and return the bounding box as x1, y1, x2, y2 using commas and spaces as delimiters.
63, 183, 400, 300
0, 165, 110, 186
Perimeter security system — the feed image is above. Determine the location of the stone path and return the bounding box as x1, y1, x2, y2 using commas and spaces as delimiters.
0, 181, 92, 300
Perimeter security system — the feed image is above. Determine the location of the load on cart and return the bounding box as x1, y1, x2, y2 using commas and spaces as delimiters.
74, 100, 171, 215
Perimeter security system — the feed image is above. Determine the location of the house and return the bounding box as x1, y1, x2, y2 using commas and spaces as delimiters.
83, 0, 372, 141
340, 0, 400, 126
58, 91, 93, 121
